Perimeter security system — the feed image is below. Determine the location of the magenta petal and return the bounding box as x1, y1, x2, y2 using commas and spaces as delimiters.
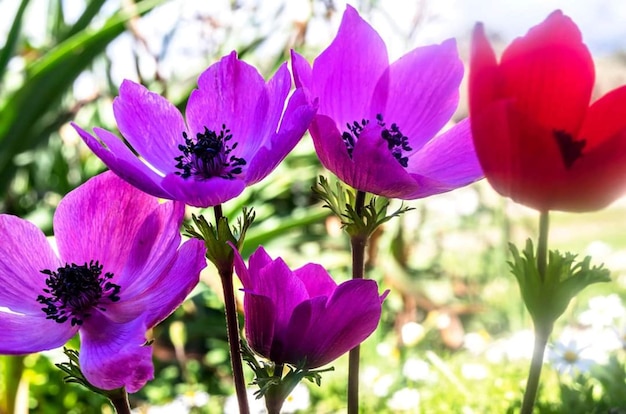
259, 63, 292, 143
350, 125, 422, 198
311, 5, 389, 126
80, 313, 153, 393
0, 215, 61, 313
293, 263, 337, 298
54, 172, 167, 276
309, 115, 356, 181
113, 80, 185, 174
187, 51, 268, 154
243, 293, 275, 358
73, 124, 170, 199
160, 173, 246, 207
0, 312, 77, 354
254, 258, 309, 330
298, 279, 383, 368
245, 88, 316, 184
405, 118, 483, 197
108, 238, 205, 326
290, 50, 312, 89
381, 38, 463, 151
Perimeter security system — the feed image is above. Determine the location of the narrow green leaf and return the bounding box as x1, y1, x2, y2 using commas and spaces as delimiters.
0, 0, 31, 84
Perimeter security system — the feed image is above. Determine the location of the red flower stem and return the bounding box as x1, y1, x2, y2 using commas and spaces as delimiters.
214, 205, 250, 414
108, 389, 131, 414
520, 210, 552, 414
347, 190, 367, 414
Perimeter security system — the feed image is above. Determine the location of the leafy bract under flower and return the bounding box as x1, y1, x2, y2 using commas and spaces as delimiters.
73, 51, 316, 208
0, 172, 207, 392
469, 10, 626, 212
233, 245, 387, 369
291, 5, 482, 199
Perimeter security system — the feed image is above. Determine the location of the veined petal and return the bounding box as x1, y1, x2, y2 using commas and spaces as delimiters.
245, 87, 316, 184
311, 5, 389, 127
54, 172, 167, 276
160, 173, 246, 207
469, 22, 500, 118
294, 279, 383, 368
187, 51, 268, 157
243, 292, 275, 359
0, 215, 61, 313
115, 200, 185, 293
260, 62, 292, 141
233, 245, 273, 290
80, 313, 153, 393
293, 263, 337, 298
404, 119, 483, 198
107, 238, 205, 326
73, 124, 170, 199
114, 80, 186, 174
499, 10, 594, 134
0, 312, 77, 354
380, 39, 463, 152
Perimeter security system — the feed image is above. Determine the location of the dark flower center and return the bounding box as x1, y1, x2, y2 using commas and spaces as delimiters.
341, 114, 412, 167
553, 130, 586, 169
37, 261, 121, 326
174, 125, 246, 179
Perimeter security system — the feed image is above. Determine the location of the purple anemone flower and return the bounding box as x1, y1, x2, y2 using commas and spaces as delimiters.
233, 245, 387, 369
72, 51, 317, 207
291, 6, 483, 199
0, 172, 206, 392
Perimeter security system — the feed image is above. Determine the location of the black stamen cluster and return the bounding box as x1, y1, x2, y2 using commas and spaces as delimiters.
341, 119, 370, 158
341, 114, 412, 167
553, 129, 586, 169
37, 261, 120, 326
174, 125, 246, 179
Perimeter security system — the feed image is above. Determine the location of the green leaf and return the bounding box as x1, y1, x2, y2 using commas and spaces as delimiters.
0, 0, 31, 83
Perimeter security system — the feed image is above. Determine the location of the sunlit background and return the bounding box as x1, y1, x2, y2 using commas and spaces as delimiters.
2, 0, 626, 413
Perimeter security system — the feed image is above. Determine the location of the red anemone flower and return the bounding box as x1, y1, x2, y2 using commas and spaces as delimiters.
469, 10, 626, 212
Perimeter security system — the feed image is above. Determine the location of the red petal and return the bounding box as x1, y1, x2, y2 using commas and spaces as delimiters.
499, 10, 594, 134
469, 22, 500, 117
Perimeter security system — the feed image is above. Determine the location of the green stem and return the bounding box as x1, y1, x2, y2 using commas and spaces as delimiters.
520, 210, 552, 414
108, 389, 131, 414
265, 364, 285, 414
214, 205, 250, 414
520, 323, 552, 414
348, 190, 367, 414
536, 210, 549, 281
3, 356, 25, 414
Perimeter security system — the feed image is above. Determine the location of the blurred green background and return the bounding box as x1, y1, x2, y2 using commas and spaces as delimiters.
2, 0, 626, 413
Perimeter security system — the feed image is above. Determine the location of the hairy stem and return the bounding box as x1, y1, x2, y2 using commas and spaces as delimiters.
214, 205, 250, 414
108, 389, 131, 414
347, 190, 367, 414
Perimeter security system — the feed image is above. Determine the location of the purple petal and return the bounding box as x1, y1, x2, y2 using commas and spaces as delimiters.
378, 38, 463, 151
253, 258, 309, 332
243, 292, 275, 358
187, 51, 268, 157
290, 50, 312, 89
73, 124, 171, 199
258, 62, 292, 144
293, 263, 337, 298
404, 118, 483, 198
114, 80, 186, 174
296, 279, 383, 368
235, 245, 274, 290
54, 172, 169, 277
160, 173, 246, 207
0, 215, 61, 314
0, 312, 77, 354
107, 238, 205, 326
350, 125, 422, 198
279, 296, 325, 364
80, 312, 153, 393
245, 87, 316, 184
309, 115, 356, 182
311, 5, 389, 127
